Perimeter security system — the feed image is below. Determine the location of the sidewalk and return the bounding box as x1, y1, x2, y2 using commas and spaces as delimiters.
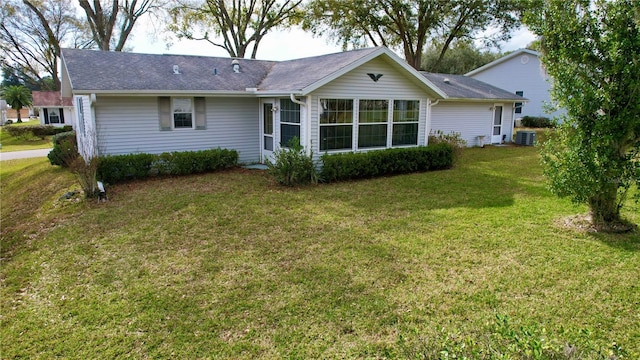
0, 148, 52, 161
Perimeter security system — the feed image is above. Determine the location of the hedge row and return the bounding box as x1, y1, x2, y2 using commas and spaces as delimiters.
4, 125, 73, 138
521, 116, 554, 128
319, 143, 453, 182
97, 148, 238, 184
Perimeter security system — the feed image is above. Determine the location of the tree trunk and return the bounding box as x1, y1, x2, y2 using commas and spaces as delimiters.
588, 182, 621, 226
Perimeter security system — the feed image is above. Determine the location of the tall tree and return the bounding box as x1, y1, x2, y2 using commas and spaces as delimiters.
2, 85, 32, 122
0, 0, 87, 90
303, 0, 527, 69
422, 41, 502, 74
78, 0, 166, 51
169, 0, 304, 59
525, 0, 640, 229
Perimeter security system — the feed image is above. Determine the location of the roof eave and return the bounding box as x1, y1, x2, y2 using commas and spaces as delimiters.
71, 89, 257, 96
465, 49, 540, 76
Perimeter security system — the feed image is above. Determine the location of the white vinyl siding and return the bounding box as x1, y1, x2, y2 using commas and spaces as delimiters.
309, 57, 430, 158
469, 54, 565, 119
431, 102, 516, 147
94, 96, 260, 163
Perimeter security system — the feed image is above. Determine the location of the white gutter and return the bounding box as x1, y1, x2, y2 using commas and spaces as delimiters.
289, 93, 306, 106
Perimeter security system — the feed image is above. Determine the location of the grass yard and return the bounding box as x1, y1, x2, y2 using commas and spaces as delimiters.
0, 120, 53, 152
1, 146, 638, 358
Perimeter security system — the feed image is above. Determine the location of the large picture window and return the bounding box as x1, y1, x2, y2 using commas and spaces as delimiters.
280, 98, 300, 147
173, 98, 193, 128
358, 99, 388, 148
392, 100, 419, 146
320, 99, 353, 151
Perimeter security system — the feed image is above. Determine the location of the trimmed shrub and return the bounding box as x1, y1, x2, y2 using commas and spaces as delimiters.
319, 143, 454, 183
97, 148, 238, 184
428, 130, 467, 163
266, 137, 318, 186
48, 131, 79, 167
4, 125, 73, 139
521, 116, 554, 128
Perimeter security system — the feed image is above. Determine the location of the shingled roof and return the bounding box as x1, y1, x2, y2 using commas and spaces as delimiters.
32, 91, 73, 107
61, 47, 446, 97
61, 48, 276, 92
420, 72, 527, 101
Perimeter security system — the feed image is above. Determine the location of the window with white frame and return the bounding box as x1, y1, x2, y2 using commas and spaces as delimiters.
280, 98, 300, 147
319, 99, 353, 151
358, 99, 388, 148
515, 91, 524, 114
392, 100, 419, 146
172, 98, 193, 128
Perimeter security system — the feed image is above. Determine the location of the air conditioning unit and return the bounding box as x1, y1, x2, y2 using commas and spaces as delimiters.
515, 131, 536, 146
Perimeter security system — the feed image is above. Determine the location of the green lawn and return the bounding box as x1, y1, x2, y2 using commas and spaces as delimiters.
1, 146, 638, 359
0, 119, 53, 152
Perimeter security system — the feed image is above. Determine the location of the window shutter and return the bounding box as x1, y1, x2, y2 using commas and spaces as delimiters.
44, 109, 49, 124
158, 97, 171, 130
59, 108, 65, 124
194, 97, 206, 130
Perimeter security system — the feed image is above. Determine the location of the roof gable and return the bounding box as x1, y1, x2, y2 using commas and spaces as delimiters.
465, 49, 539, 76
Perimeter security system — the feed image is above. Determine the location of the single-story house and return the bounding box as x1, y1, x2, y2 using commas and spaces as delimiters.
466, 48, 565, 120
32, 91, 75, 127
60, 46, 526, 163
422, 72, 526, 147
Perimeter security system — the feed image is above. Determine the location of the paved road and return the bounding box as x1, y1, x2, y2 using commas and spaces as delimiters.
0, 148, 52, 161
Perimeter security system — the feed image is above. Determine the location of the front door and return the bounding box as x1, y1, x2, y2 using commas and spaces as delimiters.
262, 101, 275, 163
492, 105, 503, 144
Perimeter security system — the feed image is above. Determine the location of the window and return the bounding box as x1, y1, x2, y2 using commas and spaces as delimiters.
173, 98, 193, 128
392, 100, 419, 146
44, 108, 64, 124
320, 99, 353, 151
515, 91, 524, 114
280, 98, 300, 147
358, 100, 388, 148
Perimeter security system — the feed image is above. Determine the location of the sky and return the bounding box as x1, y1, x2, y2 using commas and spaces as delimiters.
130, 25, 538, 61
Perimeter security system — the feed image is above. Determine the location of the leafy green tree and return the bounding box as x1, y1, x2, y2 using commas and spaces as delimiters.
525, 0, 640, 229
422, 41, 502, 74
303, 0, 527, 69
2, 85, 32, 122
169, 0, 304, 59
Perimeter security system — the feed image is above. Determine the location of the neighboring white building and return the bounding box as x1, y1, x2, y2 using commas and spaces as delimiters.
466, 49, 564, 121
32, 91, 75, 127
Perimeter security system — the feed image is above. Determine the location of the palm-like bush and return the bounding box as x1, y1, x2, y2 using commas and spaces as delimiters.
2, 85, 32, 123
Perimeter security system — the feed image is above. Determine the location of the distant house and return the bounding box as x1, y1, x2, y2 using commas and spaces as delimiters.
32, 91, 74, 127
466, 49, 564, 120
59, 46, 526, 163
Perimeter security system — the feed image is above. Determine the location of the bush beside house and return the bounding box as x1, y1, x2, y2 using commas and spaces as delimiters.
97, 148, 239, 184
319, 143, 454, 182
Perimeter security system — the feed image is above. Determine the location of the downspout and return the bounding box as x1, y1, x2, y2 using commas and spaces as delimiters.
427, 99, 441, 145
290, 94, 310, 155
